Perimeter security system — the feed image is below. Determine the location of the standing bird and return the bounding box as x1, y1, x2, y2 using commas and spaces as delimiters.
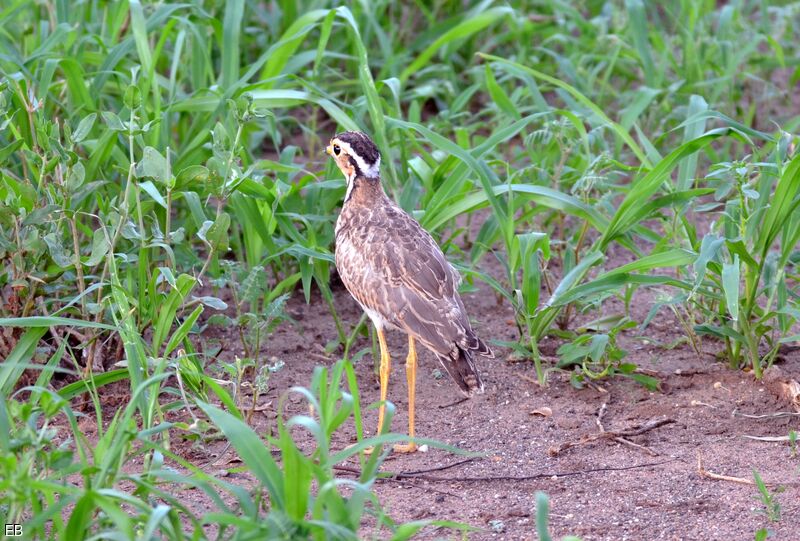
327, 131, 493, 453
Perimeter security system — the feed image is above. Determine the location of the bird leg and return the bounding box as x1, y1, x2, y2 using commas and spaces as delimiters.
376, 327, 391, 435
394, 335, 418, 453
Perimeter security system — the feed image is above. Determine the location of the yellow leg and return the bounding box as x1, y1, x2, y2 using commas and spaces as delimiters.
376, 327, 391, 435
394, 335, 418, 453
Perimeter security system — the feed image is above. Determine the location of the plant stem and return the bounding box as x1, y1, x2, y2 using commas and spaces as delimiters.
529, 327, 545, 385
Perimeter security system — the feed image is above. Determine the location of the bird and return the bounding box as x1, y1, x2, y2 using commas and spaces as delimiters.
326, 130, 493, 453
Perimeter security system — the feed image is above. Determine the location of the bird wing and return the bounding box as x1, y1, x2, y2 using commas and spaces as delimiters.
348, 206, 476, 357
335, 201, 493, 395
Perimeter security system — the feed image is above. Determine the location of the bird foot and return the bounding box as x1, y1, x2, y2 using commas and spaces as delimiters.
392, 442, 418, 453
355, 443, 418, 455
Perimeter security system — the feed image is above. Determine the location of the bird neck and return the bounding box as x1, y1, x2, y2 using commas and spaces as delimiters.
345, 174, 385, 205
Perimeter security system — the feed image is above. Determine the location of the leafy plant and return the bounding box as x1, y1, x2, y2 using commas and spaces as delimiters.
198, 359, 474, 540
210, 260, 290, 422
555, 316, 659, 390
692, 146, 800, 377
753, 469, 783, 523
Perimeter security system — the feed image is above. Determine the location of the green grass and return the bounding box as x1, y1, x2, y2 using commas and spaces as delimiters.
1, 0, 799, 538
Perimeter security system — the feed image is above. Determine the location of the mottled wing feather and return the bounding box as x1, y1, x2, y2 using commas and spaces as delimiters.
335, 200, 493, 396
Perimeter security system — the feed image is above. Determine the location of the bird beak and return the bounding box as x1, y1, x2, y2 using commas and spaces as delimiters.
325, 144, 334, 157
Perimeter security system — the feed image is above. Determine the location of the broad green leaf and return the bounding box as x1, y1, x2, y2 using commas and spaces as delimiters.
136, 147, 169, 184
207, 212, 231, 252
196, 401, 285, 508
387, 117, 506, 224
151, 274, 197, 354
139, 180, 167, 208
725, 239, 758, 269
0, 140, 24, 163
677, 95, 708, 191
58, 369, 130, 400
42, 233, 74, 267
722, 255, 740, 321
587, 334, 610, 363
84, 228, 110, 267
72, 112, 97, 143
191, 296, 228, 310
175, 165, 209, 191
625, 0, 658, 87
620, 86, 660, 130
336, 6, 397, 187
0, 316, 116, 330
693, 234, 725, 287
65, 491, 95, 541
551, 274, 691, 308
695, 324, 747, 343
129, 0, 152, 76
259, 9, 330, 85
101, 111, 126, 131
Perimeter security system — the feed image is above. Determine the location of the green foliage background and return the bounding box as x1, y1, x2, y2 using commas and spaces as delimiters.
1, 0, 800, 538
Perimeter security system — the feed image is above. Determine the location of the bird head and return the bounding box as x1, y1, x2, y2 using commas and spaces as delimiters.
326, 131, 381, 184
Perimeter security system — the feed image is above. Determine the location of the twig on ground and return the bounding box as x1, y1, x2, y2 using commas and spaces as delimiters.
335, 458, 677, 483
696, 452, 759, 486
438, 397, 469, 409
696, 452, 800, 487
691, 400, 718, 409
742, 435, 792, 442
332, 464, 462, 497
606, 418, 677, 438
611, 436, 660, 455
732, 409, 800, 419
549, 403, 675, 457
672, 368, 713, 376
596, 401, 608, 431
333, 458, 477, 479
390, 457, 478, 477
308, 352, 334, 363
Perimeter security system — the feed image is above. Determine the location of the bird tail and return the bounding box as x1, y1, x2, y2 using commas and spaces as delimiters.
473, 335, 494, 359
439, 333, 493, 397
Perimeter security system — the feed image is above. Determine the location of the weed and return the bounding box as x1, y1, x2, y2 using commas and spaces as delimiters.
753, 469, 783, 523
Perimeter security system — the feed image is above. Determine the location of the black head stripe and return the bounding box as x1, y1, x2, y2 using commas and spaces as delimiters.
335, 131, 381, 167
348, 155, 361, 176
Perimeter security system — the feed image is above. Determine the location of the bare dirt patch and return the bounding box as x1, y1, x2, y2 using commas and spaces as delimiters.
172, 256, 800, 540
48, 222, 799, 540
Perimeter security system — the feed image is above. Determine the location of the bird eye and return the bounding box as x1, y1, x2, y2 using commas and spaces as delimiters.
333, 144, 341, 156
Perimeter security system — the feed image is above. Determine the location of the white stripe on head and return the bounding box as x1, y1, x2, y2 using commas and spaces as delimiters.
343, 169, 356, 201
335, 140, 381, 178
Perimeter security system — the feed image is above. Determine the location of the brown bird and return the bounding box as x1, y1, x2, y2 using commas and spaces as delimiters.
327, 130, 493, 452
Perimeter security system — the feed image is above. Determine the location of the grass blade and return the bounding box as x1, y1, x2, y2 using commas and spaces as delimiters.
221, 0, 245, 89
401, 7, 512, 83
196, 401, 285, 509
480, 53, 651, 167
0, 327, 47, 395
